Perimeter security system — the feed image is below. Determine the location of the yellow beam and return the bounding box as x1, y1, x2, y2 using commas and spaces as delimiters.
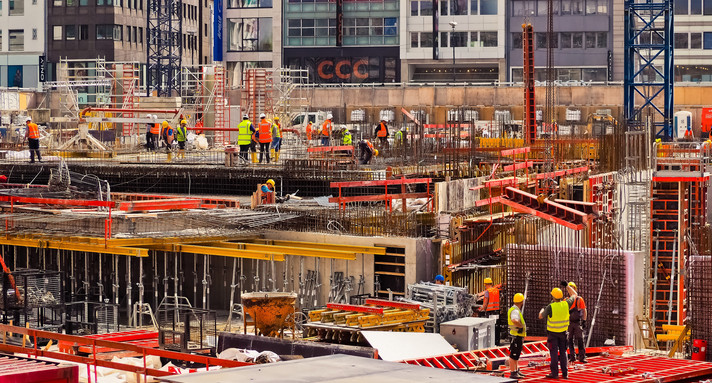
0, 238, 147, 257
138, 244, 285, 261
254, 240, 386, 255
205, 242, 357, 260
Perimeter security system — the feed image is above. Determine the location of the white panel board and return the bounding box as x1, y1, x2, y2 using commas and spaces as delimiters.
361, 331, 456, 362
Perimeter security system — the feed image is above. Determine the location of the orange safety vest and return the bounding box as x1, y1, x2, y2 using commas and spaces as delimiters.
366, 140, 375, 151
27, 123, 39, 139
151, 123, 160, 134
377, 122, 387, 137
485, 287, 500, 312
258, 119, 272, 143
322, 119, 332, 136
306, 123, 313, 140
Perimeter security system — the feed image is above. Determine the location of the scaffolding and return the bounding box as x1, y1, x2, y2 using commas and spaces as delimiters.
181, 64, 230, 146
240, 68, 309, 123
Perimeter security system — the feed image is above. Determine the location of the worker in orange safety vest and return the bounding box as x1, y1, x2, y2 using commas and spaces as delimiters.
258, 113, 272, 163
25, 117, 41, 163
321, 114, 333, 146
479, 277, 501, 345
374, 119, 389, 148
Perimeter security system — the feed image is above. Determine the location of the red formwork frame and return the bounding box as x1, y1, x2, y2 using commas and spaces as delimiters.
401, 341, 549, 370
329, 177, 434, 212
499, 187, 590, 230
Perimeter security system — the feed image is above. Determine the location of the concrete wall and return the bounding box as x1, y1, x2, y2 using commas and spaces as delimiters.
434, 177, 483, 213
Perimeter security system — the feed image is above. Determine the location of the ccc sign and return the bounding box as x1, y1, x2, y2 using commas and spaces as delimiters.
317, 59, 369, 80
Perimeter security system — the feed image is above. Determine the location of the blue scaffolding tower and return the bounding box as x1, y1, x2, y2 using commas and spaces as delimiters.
624, 0, 674, 139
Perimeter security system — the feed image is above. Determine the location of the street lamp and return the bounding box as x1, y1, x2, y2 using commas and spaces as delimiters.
449, 21, 457, 82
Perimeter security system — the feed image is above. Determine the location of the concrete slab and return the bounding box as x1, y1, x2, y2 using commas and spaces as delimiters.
159, 354, 515, 383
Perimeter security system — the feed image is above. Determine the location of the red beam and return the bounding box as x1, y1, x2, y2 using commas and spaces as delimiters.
500, 198, 584, 230
553, 199, 598, 215
500, 147, 531, 156
326, 303, 384, 314
475, 196, 502, 207
503, 161, 533, 172
535, 166, 589, 180
329, 192, 430, 204
331, 178, 432, 188
308, 145, 354, 153
365, 298, 421, 310
118, 199, 203, 212
501, 187, 588, 230
653, 175, 710, 182
0, 195, 115, 208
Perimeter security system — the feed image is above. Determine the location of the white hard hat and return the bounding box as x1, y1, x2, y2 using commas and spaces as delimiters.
243, 114, 249, 119
152, 115, 158, 119
25, 116, 32, 122
260, 113, 266, 118
327, 113, 333, 119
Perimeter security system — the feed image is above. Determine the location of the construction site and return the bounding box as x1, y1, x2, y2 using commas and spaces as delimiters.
3, 6, 712, 383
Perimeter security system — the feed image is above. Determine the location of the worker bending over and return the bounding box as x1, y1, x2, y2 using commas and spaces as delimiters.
507, 293, 527, 380
539, 284, 576, 379
358, 139, 378, 165
565, 281, 587, 363
260, 179, 290, 204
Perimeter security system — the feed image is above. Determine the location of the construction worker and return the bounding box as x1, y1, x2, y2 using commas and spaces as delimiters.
25, 117, 41, 163
538, 285, 576, 379
434, 274, 445, 285
306, 121, 313, 144
321, 114, 333, 146
479, 277, 501, 345
702, 123, 711, 140
341, 127, 352, 146
149, 115, 160, 151
258, 113, 272, 163
260, 179, 289, 204
374, 119, 389, 148
271, 116, 282, 162
565, 281, 587, 363
238, 114, 255, 162
145, 115, 155, 151
175, 119, 188, 159
358, 139, 377, 165
508, 293, 527, 380
394, 126, 406, 147
160, 121, 174, 153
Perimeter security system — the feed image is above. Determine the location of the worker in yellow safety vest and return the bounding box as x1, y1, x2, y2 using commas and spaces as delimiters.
539, 285, 575, 379
25, 117, 41, 163
271, 116, 282, 162
238, 114, 255, 163
507, 293, 526, 380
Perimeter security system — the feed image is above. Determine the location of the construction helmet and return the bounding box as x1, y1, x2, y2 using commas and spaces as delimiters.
260, 113, 266, 118
513, 293, 525, 303
162, 121, 169, 127
243, 114, 249, 119
309, 121, 313, 124
373, 149, 379, 157
274, 116, 279, 121
435, 274, 445, 282
568, 282, 577, 290
180, 119, 187, 125
327, 113, 333, 120
484, 277, 493, 284
25, 116, 32, 122
551, 288, 564, 300
266, 179, 275, 187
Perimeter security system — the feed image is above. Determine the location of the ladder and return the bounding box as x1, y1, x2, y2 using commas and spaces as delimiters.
120, 63, 138, 137
636, 315, 659, 350
213, 65, 229, 146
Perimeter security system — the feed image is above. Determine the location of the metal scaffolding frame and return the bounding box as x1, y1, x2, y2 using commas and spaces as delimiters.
147, 0, 182, 96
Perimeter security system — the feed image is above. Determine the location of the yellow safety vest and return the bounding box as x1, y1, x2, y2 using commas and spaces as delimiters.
547, 301, 570, 333
238, 119, 252, 145
508, 305, 526, 337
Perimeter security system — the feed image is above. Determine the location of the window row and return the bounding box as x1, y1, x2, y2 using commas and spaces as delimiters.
675, 32, 712, 49
410, 0, 497, 16
512, 31, 607, 49
674, 0, 712, 15
410, 31, 498, 48
227, 18, 273, 51
343, 18, 397, 37
511, 67, 608, 82
287, 18, 337, 37
229, 0, 272, 8
511, 0, 607, 16
6, 0, 26, 16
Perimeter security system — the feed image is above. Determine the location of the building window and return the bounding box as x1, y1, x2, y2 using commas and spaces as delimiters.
705, 0, 712, 14
421, 32, 433, 47
537, 0, 547, 15
126, 26, 131, 42
80, 0, 87, 5
560, 32, 571, 48
96, 24, 121, 40
441, 32, 448, 47
451, 31, 467, 47
410, 32, 418, 48
9, 0, 23, 15
480, 0, 496, 14
65, 25, 76, 40
691, 0, 702, 13
512, 32, 522, 49
596, 32, 607, 48
79, 24, 88, 39
572, 32, 583, 48
133, 26, 137, 43
227, 18, 272, 51
691, 32, 702, 48
675, 32, 688, 49
704, 32, 712, 49
53, 25, 63, 40
9, 30, 24, 51
585, 32, 596, 48
420, 0, 433, 15
481, 31, 497, 47
410, 0, 418, 13
675, 0, 688, 14
512, 0, 534, 16
562, 0, 583, 14
53, 0, 62, 5
450, 0, 467, 15
138, 27, 143, 44
536, 32, 547, 49
470, 0, 477, 13
66, 0, 74, 5
0, 31, 2, 51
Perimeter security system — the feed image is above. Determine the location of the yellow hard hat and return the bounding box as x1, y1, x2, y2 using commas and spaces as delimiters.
484, 277, 493, 284
162, 121, 169, 127
513, 293, 525, 303
374, 149, 379, 156
180, 119, 187, 125
274, 116, 279, 121
568, 282, 577, 290
266, 179, 275, 187
551, 288, 563, 300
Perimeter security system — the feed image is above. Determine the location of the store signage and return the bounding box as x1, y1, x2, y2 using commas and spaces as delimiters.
317, 59, 369, 80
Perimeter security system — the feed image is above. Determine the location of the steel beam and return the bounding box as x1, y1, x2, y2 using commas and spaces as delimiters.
255, 240, 387, 255
139, 244, 286, 261
0, 237, 147, 257
205, 242, 357, 260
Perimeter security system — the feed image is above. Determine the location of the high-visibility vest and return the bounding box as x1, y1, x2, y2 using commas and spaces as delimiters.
238, 120, 252, 145
547, 301, 570, 333
150, 123, 160, 134
485, 287, 500, 312
508, 305, 526, 337
343, 132, 352, 145
365, 140, 374, 151
395, 130, 404, 144
175, 124, 187, 142
258, 119, 272, 143
272, 122, 282, 138
569, 296, 585, 321
162, 126, 174, 144
377, 122, 387, 137
306, 123, 313, 140
322, 120, 332, 136
27, 123, 39, 139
